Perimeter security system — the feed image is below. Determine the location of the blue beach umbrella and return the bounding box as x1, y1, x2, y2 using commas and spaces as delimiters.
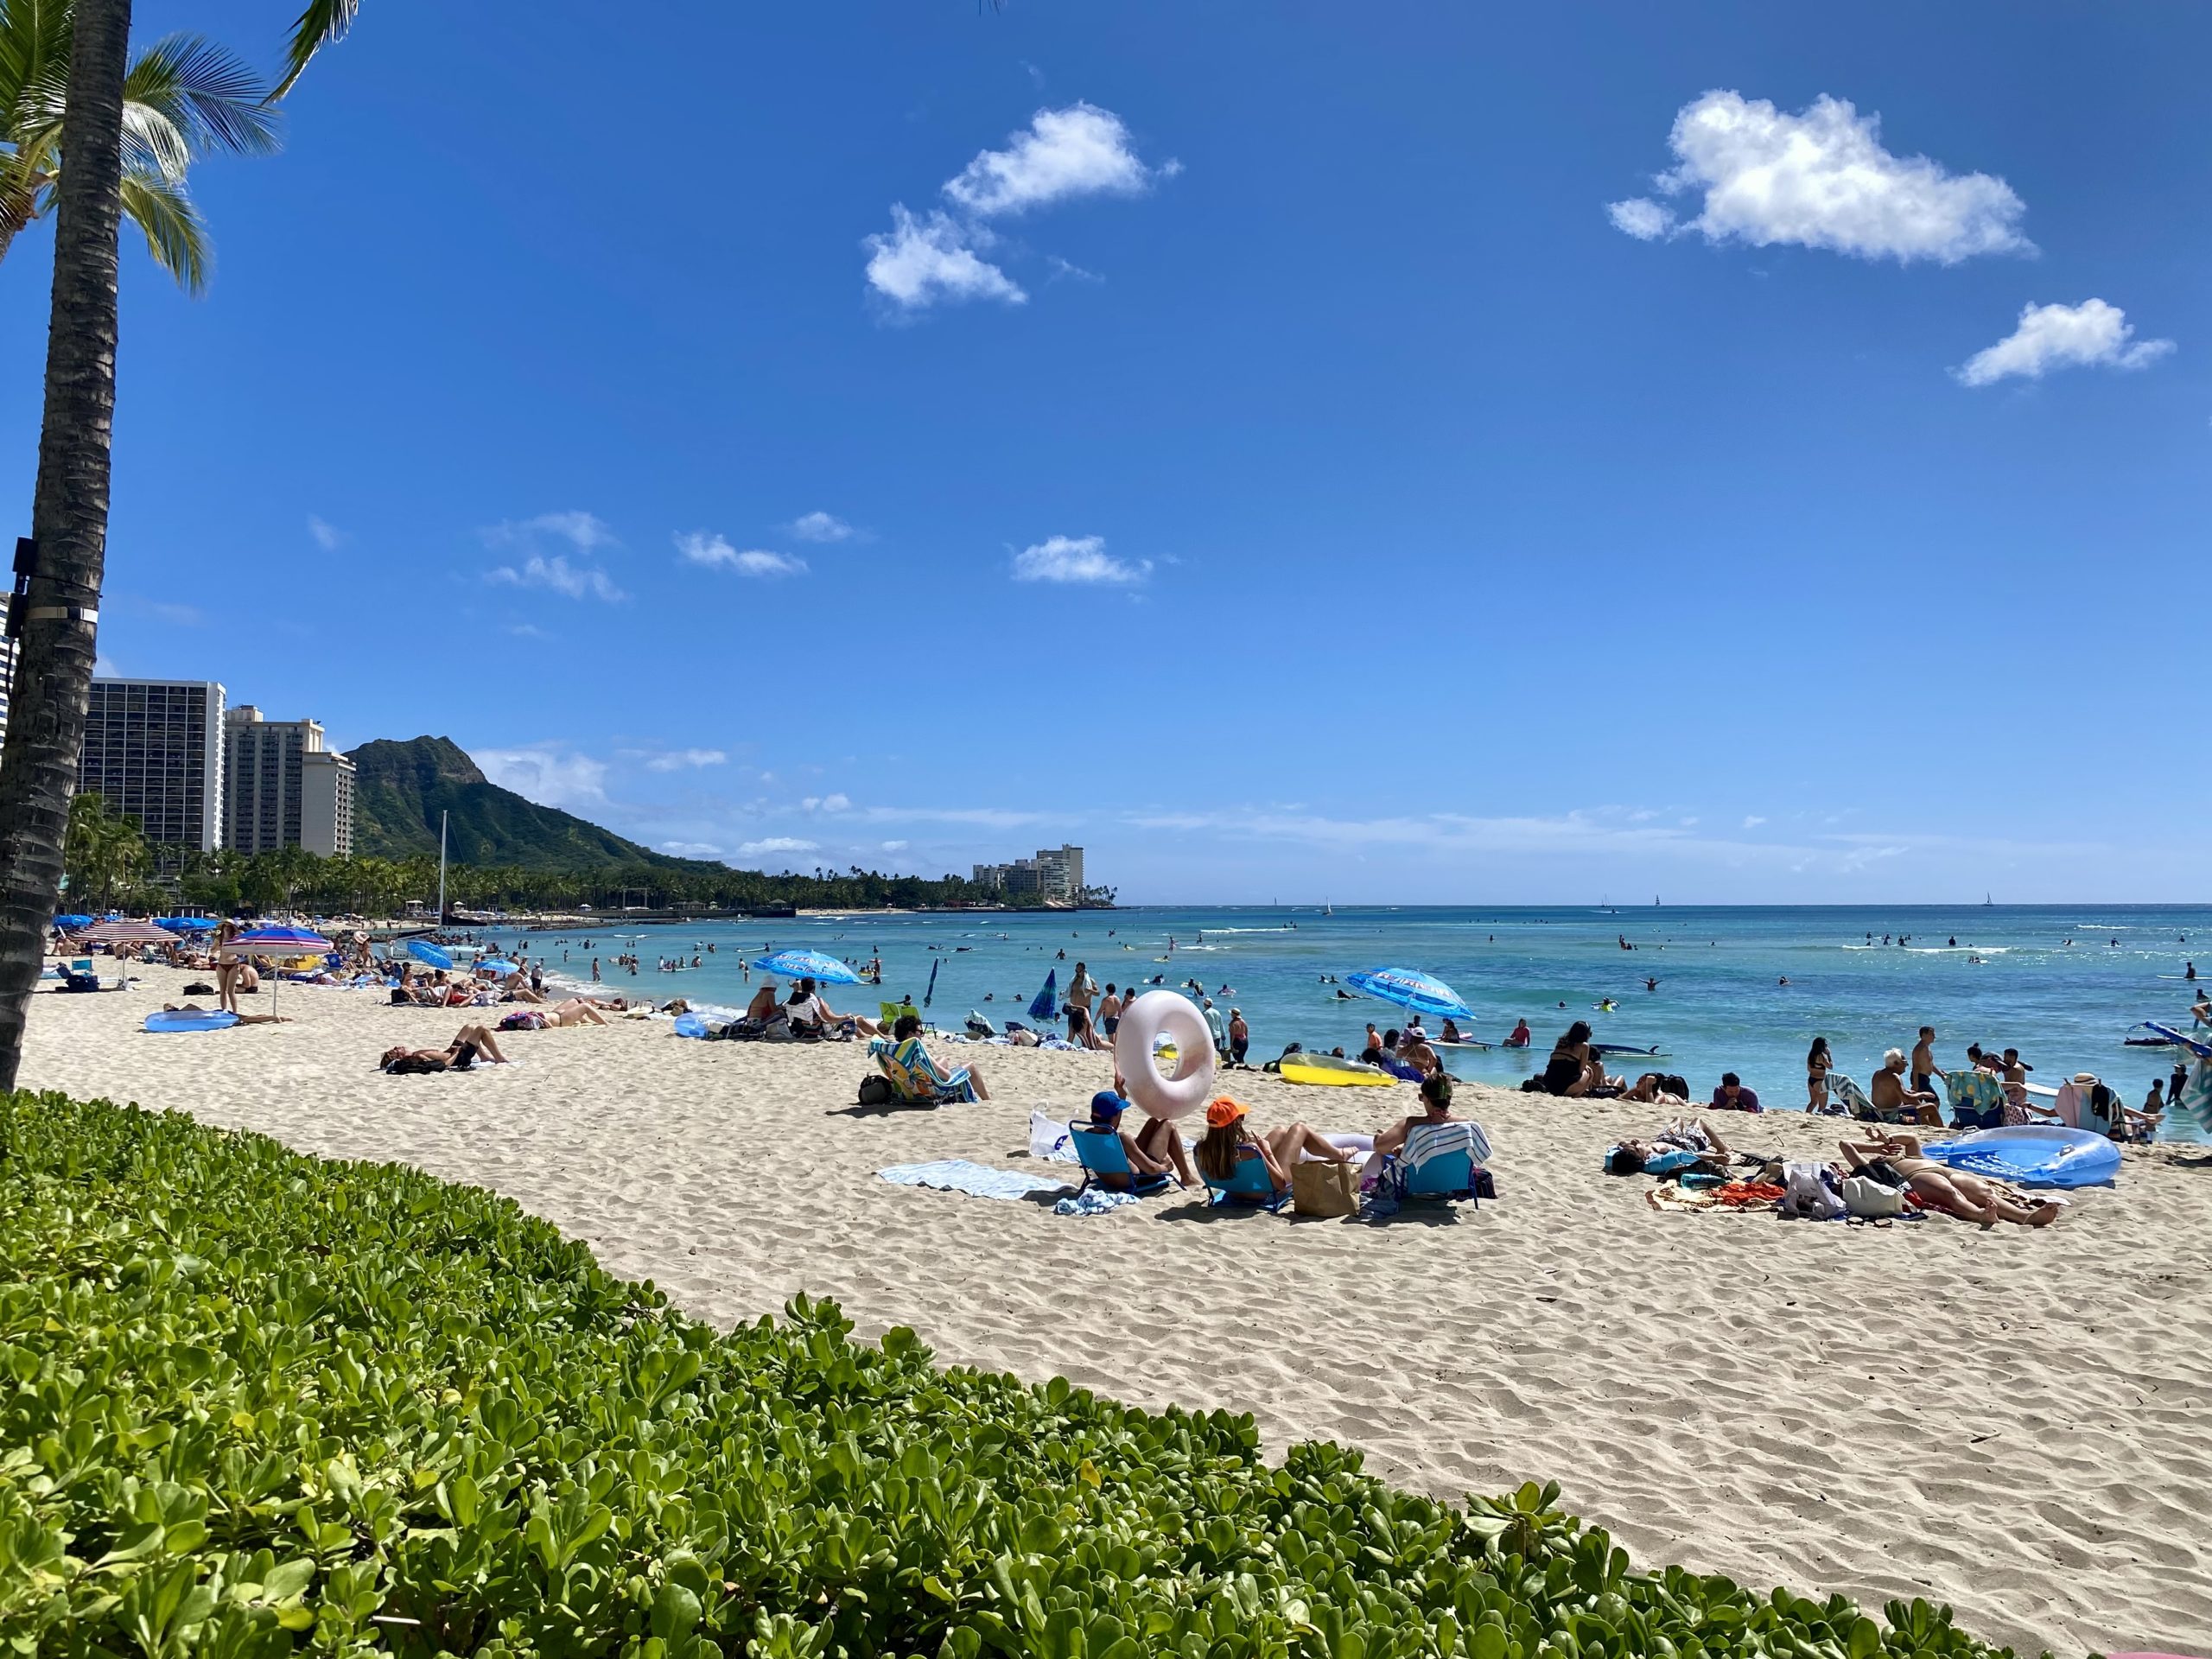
54, 913, 92, 930
406, 941, 454, 971
923, 957, 941, 1008
1344, 966, 1473, 1022
224, 925, 332, 956
156, 916, 217, 932
476, 958, 520, 976
1028, 969, 1058, 1023
752, 949, 861, 985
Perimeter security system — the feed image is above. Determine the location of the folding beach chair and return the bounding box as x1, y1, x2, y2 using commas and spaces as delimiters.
868, 1037, 977, 1105
879, 1000, 923, 1031
1943, 1069, 2010, 1130
1834, 1074, 1916, 1124
1202, 1147, 1290, 1211
1397, 1119, 1491, 1203
1068, 1122, 1170, 1197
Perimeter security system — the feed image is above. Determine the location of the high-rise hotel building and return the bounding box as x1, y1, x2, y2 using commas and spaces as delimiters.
222, 706, 356, 857
79, 678, 227, 851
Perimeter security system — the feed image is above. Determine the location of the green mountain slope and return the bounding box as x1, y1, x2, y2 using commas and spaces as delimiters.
348, 736, 715, 872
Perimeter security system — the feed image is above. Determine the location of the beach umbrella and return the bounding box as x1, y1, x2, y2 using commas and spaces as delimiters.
752, 949, 861, 985
222, 925, 334, 1012
54, 914, 92, 930
156, 916, 217, 933
1344, 966, 1473, 1021
923, 957, 940, 1008
406, 941, 454, 971
1028, 969, 1058, 1024
83, 920, 178, 945
476, 958, 520, 976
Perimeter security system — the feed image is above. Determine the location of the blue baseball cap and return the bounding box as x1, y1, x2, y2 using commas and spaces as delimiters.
1090, 1090, 1128, 1120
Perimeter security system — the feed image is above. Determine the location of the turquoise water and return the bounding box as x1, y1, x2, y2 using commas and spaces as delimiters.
516, 904, 2211, 1131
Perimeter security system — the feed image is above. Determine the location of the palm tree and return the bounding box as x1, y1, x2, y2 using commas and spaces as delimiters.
1, 0, 283, 290
0, 0, 356, 1090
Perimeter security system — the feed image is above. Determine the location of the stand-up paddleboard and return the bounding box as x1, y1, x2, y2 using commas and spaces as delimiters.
1280, 1052, 1398, 1087
1433, 1039, 1493, 1051
144, 1008, 238, 1033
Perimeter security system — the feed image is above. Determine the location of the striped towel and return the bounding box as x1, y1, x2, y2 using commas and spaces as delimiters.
1405, 1118, 1492, 1172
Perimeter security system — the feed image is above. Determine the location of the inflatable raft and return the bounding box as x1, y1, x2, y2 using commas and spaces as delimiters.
1280, 1052, 1398, 1087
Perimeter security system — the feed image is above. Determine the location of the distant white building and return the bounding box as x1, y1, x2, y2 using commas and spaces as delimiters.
973, 844, 1087, 902
223, 705, 357, 857
80, 678, 227, 851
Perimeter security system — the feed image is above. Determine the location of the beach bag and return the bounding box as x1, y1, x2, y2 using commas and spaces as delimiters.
1294, 1160, 1361, 1217
1841, 1175, 1905, 1218
856, 1074, 893, 1106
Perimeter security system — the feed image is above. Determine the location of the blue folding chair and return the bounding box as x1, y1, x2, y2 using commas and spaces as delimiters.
1068, 1122, 1170, 1197
1202, 1147, 1291, 1211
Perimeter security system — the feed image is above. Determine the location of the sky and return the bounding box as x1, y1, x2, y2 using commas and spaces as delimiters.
3, 1, 2207, 904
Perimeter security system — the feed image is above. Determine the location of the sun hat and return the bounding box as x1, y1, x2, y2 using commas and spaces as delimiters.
1090, 1090, 1128, 1121
2072, 1071, 2099, 1084
1205, 1096, 1248, 1128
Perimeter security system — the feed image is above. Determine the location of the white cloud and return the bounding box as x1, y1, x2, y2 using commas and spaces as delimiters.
675, 531, 807, 578
800, 792, 852, 814
308, 515, 342, 551
863, 207, 1024, 309
1613, 91, 2030, 264
645, 748, 728, 772
660, 841, 723, 858
474, 746, 609, 811
788, 511, 855, 543
485, 510, 619, 555
1743, 815, 1767, 829
1011, 533, 1150, 584
1954, 299, 2175, 387
880, 840, 909, 853
482, 512, 622, 599
737, 836, 818, 858
944, 102, 1160, 218
486, 556, 626, 601
1606, 198, 1673, 240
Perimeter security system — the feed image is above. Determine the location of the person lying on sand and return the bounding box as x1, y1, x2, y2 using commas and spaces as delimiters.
1085, 1089, 1196, 1189
1839, 1133, 2060, 1228
1619, 1071, 1689, 1105
1195, 1096, 1352, 1198
1607, 1117, 1733, 1176
379, 1023, 511, 1074
545, 998, 609, 1027
162, 1002, 290, 1027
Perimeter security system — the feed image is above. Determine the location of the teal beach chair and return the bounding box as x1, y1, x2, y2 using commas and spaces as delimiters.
1203, 1147, 1290, 1211
1398, 1120, 1490, 1202
1943, 1069, 2008, 1130
1068, 1122, 1170, 1197
1834, 1074, 1916, 1124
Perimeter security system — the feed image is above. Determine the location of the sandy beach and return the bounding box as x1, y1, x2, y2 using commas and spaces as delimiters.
22, 965, 2210, 1656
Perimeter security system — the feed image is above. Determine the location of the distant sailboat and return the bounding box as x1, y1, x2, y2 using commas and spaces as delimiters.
1984, 893, 1994, 906
1323, 898, 1333, 916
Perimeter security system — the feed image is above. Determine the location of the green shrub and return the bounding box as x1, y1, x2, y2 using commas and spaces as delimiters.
0, 1091, 2037, 1658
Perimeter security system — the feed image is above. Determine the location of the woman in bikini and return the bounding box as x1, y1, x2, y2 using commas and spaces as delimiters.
1194, 1097, 1354, 1198
1806, 1036, 1833, 1114
1839, 1133, 2060, 1228
379, 1023, 511, 1073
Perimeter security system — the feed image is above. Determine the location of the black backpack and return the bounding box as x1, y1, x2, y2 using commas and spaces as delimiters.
856, 1074, 893, 1106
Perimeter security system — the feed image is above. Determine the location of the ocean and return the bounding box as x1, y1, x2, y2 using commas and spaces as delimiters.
514, 904, 2212, 1135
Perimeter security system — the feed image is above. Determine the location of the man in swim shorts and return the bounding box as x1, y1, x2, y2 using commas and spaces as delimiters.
1910, 1027, 1944, 1097
1838, 1133, 2060, 1228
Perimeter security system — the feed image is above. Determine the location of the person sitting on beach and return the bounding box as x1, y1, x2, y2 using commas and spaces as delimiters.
1542, 1021, 1597, 1096
1084, 1089, 1195, 1189
1606, 1117, 1734, 1177
785, 977, 876, 1039
1194, 1096, 1353, 1199
743, 982, 783, 1025
378, 1023, 511, 1074
1371, 1072, 1460, 1160
1872, 1049, 1943, 1126
879, 1013, 991, 1100
1839, 1133, 2060, 1228
1710, 1072, 1762, 1113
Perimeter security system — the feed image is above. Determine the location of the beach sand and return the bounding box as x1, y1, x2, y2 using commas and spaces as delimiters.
22, 965, 2211, 1656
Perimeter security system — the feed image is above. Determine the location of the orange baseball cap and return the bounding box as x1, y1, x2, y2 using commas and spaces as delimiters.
1205, 1096, 1248, 1128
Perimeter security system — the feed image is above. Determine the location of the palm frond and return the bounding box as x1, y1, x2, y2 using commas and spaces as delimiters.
119, 98, 191, 181
118, 167, 207, 293
124, 34, 281, 158
0, 0, 73, 137
270, 0, 357, 102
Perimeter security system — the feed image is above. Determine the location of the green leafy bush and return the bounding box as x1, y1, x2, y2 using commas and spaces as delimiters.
0, 1092, 2037, 1658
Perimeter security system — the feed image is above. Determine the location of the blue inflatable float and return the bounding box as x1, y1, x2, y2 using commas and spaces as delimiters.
672, 1012, 712, 1039
1924, 1124, 2120, 1189
144, 1008, 239, 1034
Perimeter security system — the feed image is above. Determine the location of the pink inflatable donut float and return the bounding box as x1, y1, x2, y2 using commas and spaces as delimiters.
1111, 991, 1217, 1121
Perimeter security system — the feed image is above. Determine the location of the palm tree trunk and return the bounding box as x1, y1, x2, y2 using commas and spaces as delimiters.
0, 0, 135, 1092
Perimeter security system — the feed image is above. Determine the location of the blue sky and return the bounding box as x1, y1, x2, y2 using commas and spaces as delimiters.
4, 1, 2206, 902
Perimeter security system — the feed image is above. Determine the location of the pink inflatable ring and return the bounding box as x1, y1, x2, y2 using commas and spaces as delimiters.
1112, 991, 1217, 1121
